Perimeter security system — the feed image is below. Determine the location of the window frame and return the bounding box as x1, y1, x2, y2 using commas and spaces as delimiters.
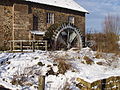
46, 13, 54, 24
68, 16, 75, 24
33, 15, 38, 30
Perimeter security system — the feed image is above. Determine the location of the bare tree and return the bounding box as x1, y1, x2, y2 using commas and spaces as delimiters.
103, 15, 120, 35
103, 15, 120, 53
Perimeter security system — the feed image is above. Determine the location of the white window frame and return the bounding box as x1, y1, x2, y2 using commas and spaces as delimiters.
68, 16, 75, 24
47, 13, 54, 24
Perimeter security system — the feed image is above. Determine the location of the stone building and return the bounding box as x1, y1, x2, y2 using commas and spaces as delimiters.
0, 0, 88, 50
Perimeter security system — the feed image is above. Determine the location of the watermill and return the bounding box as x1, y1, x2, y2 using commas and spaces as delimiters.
45, 23, 83, 50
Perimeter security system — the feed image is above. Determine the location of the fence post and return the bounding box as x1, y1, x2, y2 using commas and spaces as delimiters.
10, 41, 12, 51
20, 41, 23, 51
45, 41, 47, 51
13, 40, 15, 51
32, 41, 35, 52
101, 79, 106, 90
38, 76, 45, 90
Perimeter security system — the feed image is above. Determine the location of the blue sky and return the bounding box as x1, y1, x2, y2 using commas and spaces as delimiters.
76, 0, 120, 33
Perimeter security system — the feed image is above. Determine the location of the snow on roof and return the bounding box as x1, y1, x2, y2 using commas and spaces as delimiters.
30, 30, 45, 35
25, 0, 88, 13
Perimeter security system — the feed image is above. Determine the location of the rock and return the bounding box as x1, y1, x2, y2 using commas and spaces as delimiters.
37, 62, 45, 66
46, 68, 55, 76
97, 62, 103, 65
83, 56, 94, 65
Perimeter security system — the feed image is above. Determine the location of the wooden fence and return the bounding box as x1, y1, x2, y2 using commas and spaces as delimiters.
9, 40, 47, 51
76, 76, 120, 90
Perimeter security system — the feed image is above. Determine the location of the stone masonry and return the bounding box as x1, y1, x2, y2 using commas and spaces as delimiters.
0, 0, 86, 50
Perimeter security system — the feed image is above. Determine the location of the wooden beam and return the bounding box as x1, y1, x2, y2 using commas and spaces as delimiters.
20, 41, 23, 51
38, 76, 45, 90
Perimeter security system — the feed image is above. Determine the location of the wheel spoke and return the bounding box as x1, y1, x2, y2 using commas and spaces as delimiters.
58, 34, 67, 46
67, 30, 71, 49
67, 30, 70, 44
69, 31, 77, 43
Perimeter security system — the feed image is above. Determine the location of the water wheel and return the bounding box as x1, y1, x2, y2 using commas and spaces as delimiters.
45, 23, 83, 50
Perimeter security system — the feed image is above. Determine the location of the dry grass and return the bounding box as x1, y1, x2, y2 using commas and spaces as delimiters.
83, 56, 94, 65
87, 32, 119, 53
63, 82, 71, 90
54, 58, 71, 74
86, 15, 120, 53
94, 52, 103, 59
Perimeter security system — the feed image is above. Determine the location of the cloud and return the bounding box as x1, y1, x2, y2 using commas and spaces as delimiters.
75, 0, 120, 32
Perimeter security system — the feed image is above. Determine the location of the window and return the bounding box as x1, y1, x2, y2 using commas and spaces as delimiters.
33, 15, 38, 30
68, 16, 75, 24
47, 13, 54, 24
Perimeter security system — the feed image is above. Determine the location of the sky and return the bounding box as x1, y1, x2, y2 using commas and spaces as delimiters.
76, 0, 120, 33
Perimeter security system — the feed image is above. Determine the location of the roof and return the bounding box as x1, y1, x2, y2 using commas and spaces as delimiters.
25, 0, 88, 13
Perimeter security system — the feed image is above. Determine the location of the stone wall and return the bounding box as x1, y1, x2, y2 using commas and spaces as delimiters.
0, 0, 86, 50
76, 76, 120, 90
31, 5, 85, 35
13, 4, 32, 40
0, 4, 13, 50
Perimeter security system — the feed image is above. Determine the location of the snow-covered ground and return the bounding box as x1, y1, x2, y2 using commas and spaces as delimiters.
0, 47, 120, 90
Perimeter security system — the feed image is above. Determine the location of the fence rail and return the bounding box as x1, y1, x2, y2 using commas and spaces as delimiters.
9, 40, 47, 51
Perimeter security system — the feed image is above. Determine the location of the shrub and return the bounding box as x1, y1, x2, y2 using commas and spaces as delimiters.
94, 52, 103, 59
54, 58, 71, 74
86, 15, 120, 53
86, 32, 119, 53
11, 78, 18, 85
97, 62, 103, 65
46, 67, 55, 76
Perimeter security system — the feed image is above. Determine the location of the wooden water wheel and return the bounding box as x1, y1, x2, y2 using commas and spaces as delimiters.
45, 23, 83, 50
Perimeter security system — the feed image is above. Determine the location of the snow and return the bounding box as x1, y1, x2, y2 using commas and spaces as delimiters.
25, 0, 88, 13
119, 41, 120, 44
118, 41, 120, 49
0, 48, 120, 89
30, 31, 45, 35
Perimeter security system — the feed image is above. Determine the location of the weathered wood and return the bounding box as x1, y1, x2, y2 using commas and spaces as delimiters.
32, 41, 35, 52
38, 76, 45, 90
20, 41, 23, 51
12, 40, 15, 51
10, 41, 12, 51
9, 40, 47, 51
45, 41, 47, 51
